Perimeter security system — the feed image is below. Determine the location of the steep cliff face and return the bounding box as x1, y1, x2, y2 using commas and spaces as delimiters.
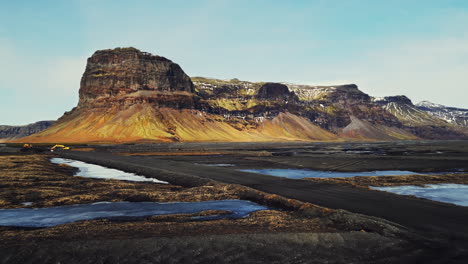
78, 47, 195, 108
255, 83, 298, 101
0, 121, 55, 142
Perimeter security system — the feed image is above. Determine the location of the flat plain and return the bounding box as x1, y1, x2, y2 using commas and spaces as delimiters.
0, 140, 467, 263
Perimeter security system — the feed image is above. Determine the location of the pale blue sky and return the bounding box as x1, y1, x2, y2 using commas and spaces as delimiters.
1, 0, 467, 124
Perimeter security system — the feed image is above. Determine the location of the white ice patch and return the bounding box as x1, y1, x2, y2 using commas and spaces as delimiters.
370, 184, 468, 206
51, 158, 168, 184
240, 169, 429, 179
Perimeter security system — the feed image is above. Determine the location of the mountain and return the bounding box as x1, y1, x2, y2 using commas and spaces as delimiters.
14, 47, 467, 143
373, 96, 448, 127
373, 96, 467, 139
285, 84, 416, 140
0, 121, 55, 142
416, 101, 468, 127
193, 78, 418, 140
18, 48, 337, 143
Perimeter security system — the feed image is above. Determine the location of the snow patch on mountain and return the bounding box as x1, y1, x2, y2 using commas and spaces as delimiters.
416, 101, 468, 127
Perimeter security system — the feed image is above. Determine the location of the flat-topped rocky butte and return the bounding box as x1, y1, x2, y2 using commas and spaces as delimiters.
78, 47, 195, 108
11, 47, 467, 143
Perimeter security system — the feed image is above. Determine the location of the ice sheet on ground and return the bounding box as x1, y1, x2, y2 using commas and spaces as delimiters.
51, 158, 168, 184
240, 169, 430, 179
370, 184, 468, 206
0, 200, 267, 227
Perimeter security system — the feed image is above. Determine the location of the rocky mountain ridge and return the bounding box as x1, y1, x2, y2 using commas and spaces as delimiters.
372, 96, 447, 127
416, 101, 468, 127
194, 78, 417, 140
14, 47, 467, 143
373, 96, 467, 139
0, 121, 55, 142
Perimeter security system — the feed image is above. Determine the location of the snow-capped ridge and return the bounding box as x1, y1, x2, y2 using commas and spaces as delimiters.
416, 100, 468, 127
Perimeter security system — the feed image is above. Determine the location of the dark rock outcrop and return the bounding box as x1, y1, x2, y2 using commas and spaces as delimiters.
374, 96, 413, 106
319, 84, 369, 104
79, 47, 194, 107
255, 83, 298, 101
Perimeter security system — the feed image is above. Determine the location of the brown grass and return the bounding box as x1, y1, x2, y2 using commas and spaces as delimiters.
304, 174, 468, 188
0, 155, 240, 208
0, 155, 333, 217
0, 154, 414, 245
118, 151, 224, 156
0, 154, 343, 243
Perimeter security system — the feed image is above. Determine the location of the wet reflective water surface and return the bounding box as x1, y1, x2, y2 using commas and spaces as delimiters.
371, 184, 468, 206
240, 169, 431, 179
51, 158, 168, 184
0, 200, 268, 227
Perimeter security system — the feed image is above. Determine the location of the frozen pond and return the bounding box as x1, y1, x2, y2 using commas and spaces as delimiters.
0, 200, 267, 227
240, 169, 431, 179
371, 184, 468, 207
51, 158, 168, 184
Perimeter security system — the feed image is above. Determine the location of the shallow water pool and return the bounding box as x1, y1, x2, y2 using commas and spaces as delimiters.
198, 163, 235, 167
51, 158, 168, 184
370, 184, 468, 206
240, 169, 430, 179
0, 200, 267, 227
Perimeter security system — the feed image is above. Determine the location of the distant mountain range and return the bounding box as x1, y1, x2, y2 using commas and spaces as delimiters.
0, 121, 55, 142
373, 96, 467, 139
416, 101, 468, 127
4, 47, 467, 143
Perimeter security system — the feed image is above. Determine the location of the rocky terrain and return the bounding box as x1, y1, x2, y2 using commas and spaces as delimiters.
304, 173, 468, 188
373, 96, 467, 139
373, 96, 447, 127
0, 153, 436, 263
13, 47, 467, 143
417, 100, 468, 127
1, 141, 467, 263
0, 121, 54, 142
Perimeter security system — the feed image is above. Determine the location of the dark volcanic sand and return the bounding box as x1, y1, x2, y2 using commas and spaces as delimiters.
59, 142, 468, 237
0, 233, 433, 264
0, 154, 429, 263
1, 141, 468, 263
